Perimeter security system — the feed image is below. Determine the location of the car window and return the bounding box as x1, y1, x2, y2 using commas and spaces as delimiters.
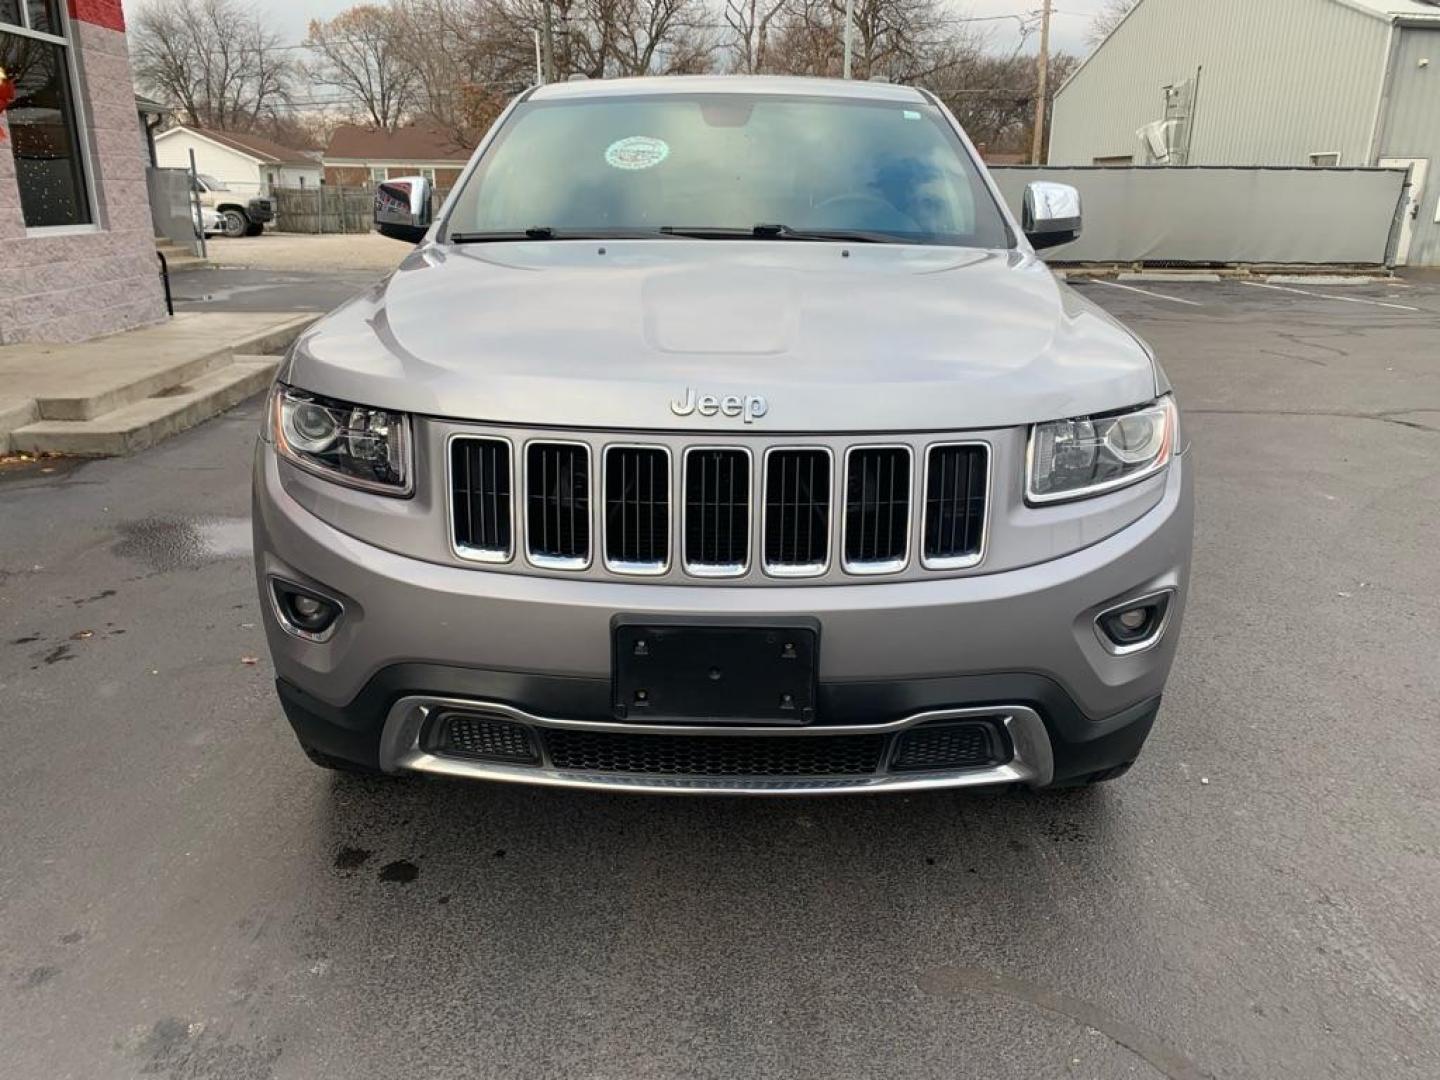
198, 174, 229, 192
446, 93, 1012, 248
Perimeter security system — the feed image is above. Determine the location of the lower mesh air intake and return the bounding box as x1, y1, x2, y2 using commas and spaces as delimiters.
544, 730, 885, 776
434, 711, 541, 764
889, 722, 1007, 772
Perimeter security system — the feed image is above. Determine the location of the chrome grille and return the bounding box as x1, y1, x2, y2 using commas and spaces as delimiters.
526, 442, 590, 568
448, 430, 992, 582
843, 447, 911, 573
684, 448, 750, 576
923, 444, 988, 568
451, 437, 512, 561
764, 449, 831, 576
604, 446, 669, 573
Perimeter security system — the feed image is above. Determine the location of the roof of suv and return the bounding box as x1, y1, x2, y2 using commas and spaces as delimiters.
527, 74, 930, 104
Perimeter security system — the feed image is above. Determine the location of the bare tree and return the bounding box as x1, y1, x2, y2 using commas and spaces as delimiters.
480, 0, 715, 81
392, 0, 495, 135
132, 0, 295, 130
724, 0, 787, 73
764, 0, 980, 83
930, 51, 1078, 157
305, 5, 419, 130
1088, 0, 1136, 45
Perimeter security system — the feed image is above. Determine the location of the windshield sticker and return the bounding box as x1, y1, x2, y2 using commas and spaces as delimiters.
902, 110, 921, 120
605, 136, 670, 171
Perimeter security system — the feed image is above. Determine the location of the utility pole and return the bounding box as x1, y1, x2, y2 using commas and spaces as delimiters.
540, 0, 556, 83
843, 0, 855, 79
1031, 0, 1053, 164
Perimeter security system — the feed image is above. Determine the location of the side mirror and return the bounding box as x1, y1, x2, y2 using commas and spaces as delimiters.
375, 176, 433, 244
1022, 181, 1082, 251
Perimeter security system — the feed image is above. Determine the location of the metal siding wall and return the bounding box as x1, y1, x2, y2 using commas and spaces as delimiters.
1378, 29, 1440, 264
990, 166, 1406, 264
1050, 0, 1391, 167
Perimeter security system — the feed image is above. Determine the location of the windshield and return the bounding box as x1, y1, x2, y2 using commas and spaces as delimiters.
198, 174, 229, 192
444, 93, 1013, 248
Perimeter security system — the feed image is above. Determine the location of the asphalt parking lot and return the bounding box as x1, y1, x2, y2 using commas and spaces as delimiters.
2, 270, 1438, 1079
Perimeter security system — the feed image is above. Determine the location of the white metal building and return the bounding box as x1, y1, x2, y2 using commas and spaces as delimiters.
1048, 0, 1440, 265
153, 126, 322, 196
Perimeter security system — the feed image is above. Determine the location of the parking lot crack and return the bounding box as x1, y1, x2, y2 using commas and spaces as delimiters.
1188, 408, 1440, 434
918, 966, 1214, 1080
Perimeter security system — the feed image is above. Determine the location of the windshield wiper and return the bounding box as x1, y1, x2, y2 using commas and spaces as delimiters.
448, 228, 550, 243
660, 224, 896, 244
449, 226, 679, 243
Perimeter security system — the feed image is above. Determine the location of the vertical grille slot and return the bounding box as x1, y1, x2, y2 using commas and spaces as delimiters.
684, 448, 751, 575
923, 444, 989, 568
763, 449, 831, 575
843, 447, 912, 573
526, 442, 591, 567
451, 438, 513, 561
604, 446, 670, 573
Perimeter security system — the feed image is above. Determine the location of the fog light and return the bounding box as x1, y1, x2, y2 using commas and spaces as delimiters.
1117, 608, 1148, 631
292, 595, 324, 619
270, 579, 343, 641
1095, 591, 1172, 655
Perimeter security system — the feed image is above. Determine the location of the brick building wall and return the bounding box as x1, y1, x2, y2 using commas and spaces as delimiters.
323, 165, 371, 187
0, 1, 169, 345
323, 165, 465, 188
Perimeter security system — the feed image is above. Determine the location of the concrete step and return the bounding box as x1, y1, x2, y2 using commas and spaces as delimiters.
29, 313, 313, 421
0, 396, 40, 455
154, 236, 208, 270
10, 357, 279, 457
159, 251, 208, 271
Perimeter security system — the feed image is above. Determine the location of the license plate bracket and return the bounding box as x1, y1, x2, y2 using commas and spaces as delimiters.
612, 619, 819, 724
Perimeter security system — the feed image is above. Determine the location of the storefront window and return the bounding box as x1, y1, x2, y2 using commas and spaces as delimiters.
25, 0, 58, 36
2, 7, 94, 229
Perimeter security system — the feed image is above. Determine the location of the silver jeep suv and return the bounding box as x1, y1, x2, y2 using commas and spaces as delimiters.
253, 76, 1192, 795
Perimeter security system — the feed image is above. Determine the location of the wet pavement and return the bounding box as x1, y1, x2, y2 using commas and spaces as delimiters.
1, 278, 1438, 1079
169, 267, 385, 314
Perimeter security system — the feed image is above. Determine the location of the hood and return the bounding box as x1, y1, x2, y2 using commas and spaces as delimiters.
283, 240, 1157, 433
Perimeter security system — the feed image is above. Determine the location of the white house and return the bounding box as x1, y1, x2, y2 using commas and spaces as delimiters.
153, 126, 321, 195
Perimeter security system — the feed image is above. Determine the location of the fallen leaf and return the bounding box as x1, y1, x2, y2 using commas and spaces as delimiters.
70, 630, 94, 640
241, 656, 259, 666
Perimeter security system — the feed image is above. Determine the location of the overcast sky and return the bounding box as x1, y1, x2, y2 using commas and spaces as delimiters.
122, 0, 1109, 63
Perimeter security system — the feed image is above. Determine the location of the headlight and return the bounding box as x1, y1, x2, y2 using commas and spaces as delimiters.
1027, 396, 1177, 504
271, 384, 412, 495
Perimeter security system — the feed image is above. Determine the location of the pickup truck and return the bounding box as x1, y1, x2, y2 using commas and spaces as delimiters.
193, 174, 273, 237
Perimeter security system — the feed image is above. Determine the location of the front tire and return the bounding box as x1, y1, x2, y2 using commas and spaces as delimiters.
221, 209, 247, 238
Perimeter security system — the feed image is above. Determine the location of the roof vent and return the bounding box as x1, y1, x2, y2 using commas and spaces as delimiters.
567, 73, 589, 82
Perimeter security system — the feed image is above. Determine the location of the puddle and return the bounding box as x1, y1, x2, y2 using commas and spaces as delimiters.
112, 517, 252, 572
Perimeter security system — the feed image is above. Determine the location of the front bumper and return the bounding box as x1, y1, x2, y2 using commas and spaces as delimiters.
255, 442, 1192, 792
